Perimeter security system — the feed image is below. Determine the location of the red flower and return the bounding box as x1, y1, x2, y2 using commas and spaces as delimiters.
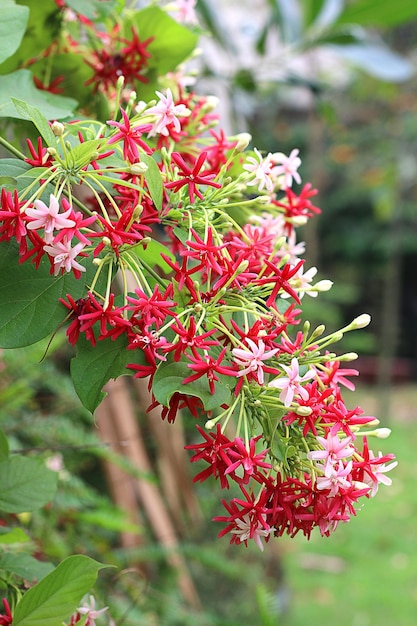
186, 424, 234, 489
164, 151, 221, 204
182, 347, 236, 394
107, 108, 153, 162
0, 189, 27, 254
0, 598, 12, 625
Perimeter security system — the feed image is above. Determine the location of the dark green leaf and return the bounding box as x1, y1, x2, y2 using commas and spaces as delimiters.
12, 555, 109, 626
0, 553, 54, 581
0, 429, 9, 461
0, 456, 57, 513
0, 1, 29, 65
12, 98, 56, 146
152, 358, 232, 411
70, 334, 146, 413
0, 70, 77, 120
141, 153, 163, 211
0, 240, 91, 348
0, 0, 61, 75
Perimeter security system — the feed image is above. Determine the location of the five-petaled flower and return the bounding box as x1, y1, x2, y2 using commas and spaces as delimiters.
164, 151, 222, 203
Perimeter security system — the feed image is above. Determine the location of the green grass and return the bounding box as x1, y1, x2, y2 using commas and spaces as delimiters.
278, 387, 417, 626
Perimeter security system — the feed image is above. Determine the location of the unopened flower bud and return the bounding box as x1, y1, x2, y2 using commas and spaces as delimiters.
338, 352, 358, 361
117, 75, 125, 90
133, 204, 143, 220
374, 427, 392, 439
202, 95, 219, 112
234, 132, 252, 152
51, 121, 64, 136
351, 313, 371, 329
310, 324, 325, 339
314, 280, 333, 292
47, 147, 57, 156
205, 420, 215, 430
129, 162, 148, 175
290, 215, 308, 227
295, 406, 313, 416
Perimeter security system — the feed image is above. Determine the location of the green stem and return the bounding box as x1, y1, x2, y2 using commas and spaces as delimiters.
0, 135, 26, 160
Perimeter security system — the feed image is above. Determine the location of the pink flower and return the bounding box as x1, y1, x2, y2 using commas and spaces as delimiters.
172, 0, 198, 24
43, 237, 86, 277
76, 595, 108, 626
146, 88, 190, 137
268, 357, 316, 406
271, 148, 302, 189
25, 194, 75, 243
243, 148, 274, 193
232, 338, 279, 385
308, 431, 355, 475
316, 460, 353, 496
363, 451, 398, 497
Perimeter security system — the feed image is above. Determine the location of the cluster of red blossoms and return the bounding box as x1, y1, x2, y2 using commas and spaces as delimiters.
0, 75, 396, 550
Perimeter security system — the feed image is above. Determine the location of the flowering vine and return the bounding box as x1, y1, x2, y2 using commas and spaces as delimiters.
0, 0, 397, 621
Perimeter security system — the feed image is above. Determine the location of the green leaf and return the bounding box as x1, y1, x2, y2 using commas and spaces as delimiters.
12, 98, 56, 146
302, 0, 344, 29
12, 555, 109, 626
0, 1, 29, 65
131, 238, 176, 274
63, 0, 117, 20
0, 240, 90, 348
0, 456, 57, 513
0, 429, 9, 461
0, 70, 77, 120
0, 527, 30, 544
70, 334, 146, 413
0, 158, 32, 194
152, 358, 232, 411
67, 139, 104, 170
0, 0, 61, 75
131, 6, 198, 75
336, 0, 417, 28
0, 553, 54, 581
141, 153, 163, 211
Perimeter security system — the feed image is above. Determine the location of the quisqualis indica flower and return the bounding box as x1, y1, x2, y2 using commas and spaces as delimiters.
146, 88, 191, 136
232, 338, 279, 385
43, 238, 86, 277
243, 148, 274, 193
271, 148, 302, 189
268, 357, 316, 406
26, 194, 75, 243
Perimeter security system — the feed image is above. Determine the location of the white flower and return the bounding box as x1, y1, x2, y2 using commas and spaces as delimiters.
43, 238, 86, 275
77, 595, 108, 626
243, 148, 274, 193
271, 149, 302, 189
268, 357, 316, 407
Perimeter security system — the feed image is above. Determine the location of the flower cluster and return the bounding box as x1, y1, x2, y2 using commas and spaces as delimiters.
0, 58, 396, 553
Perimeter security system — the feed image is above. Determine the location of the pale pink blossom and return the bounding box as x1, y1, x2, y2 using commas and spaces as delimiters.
231, 513, 275, 551
316, 460, 353, 496
271, 148, 302, 189
77, 595, 108, 626
268, 357, 315, 407
243, 148, 274, 193
363, 451, 398, 497
146, 88, 191, 137
43, 238, 86, 276
308, 432, 355, 475
280, 264, 318, 299
172, 0, 198, 24
232, 338, 279, 385
25, 194, 75, 243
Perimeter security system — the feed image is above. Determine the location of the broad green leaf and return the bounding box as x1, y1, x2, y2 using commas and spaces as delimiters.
330, 42, 414, 82
131, 238, 176, 274
0, 70, 77, 120
12, 555, 109, 626
0, 1, 29, 64
152, 358, 232, 411
0, 0, 61, 75
0, 429, 9, 461
141, 153, 163, 211
70, 334, 146, 413
0, 240, 90, 348
67, 139, 104, 170
0, 456, 57, 513
0, 158, 32, 194
336, 0, 417, 28
0, 527, 30, 544
63, 0, 117, 20
0, 553, 54, 581
131, 6, 198, 75
12, 98, 56, 146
